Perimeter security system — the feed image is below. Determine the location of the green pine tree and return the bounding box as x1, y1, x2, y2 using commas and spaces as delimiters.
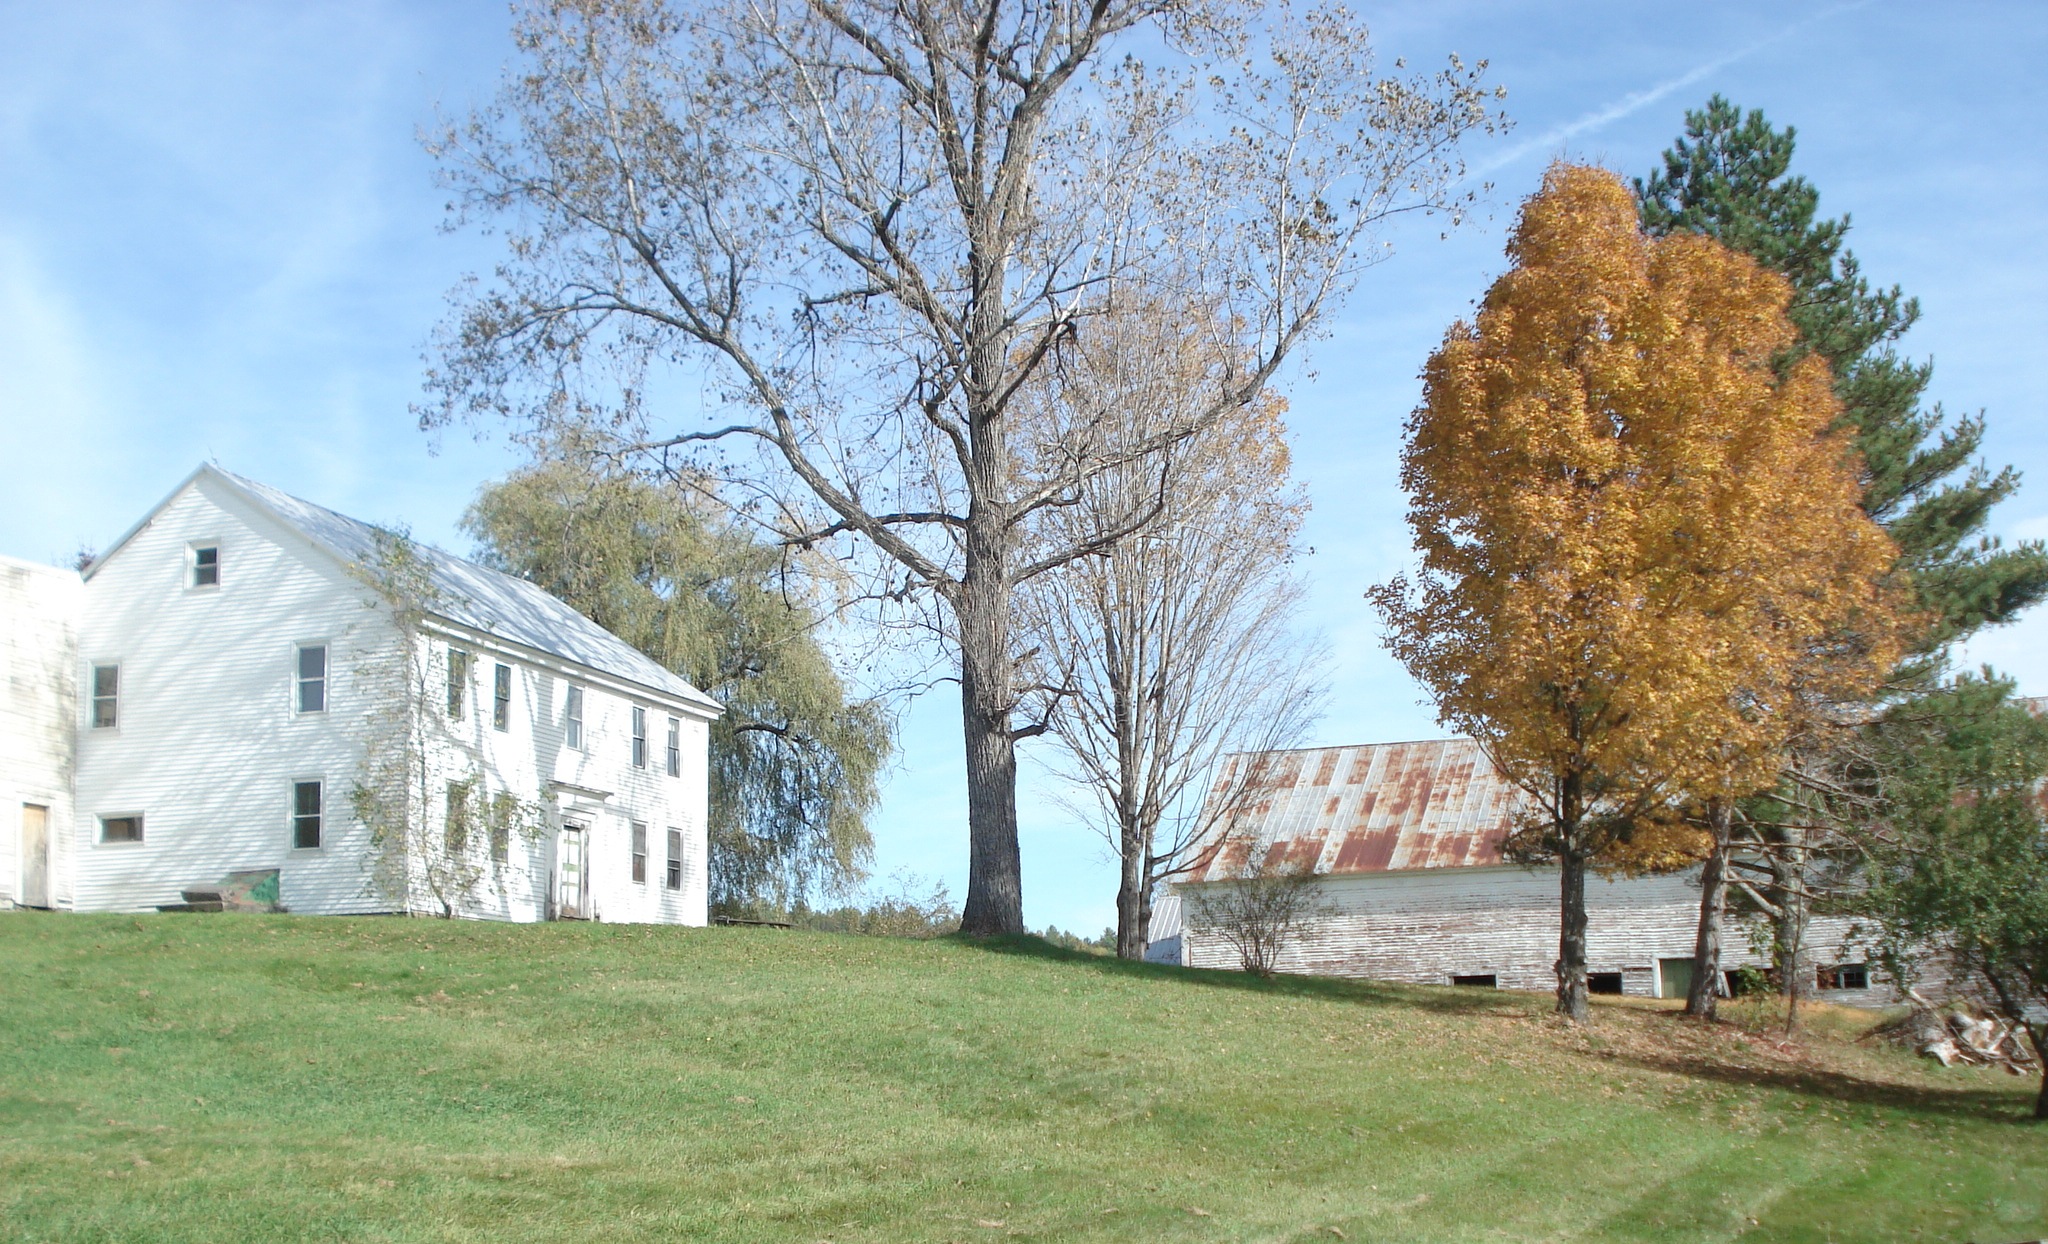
1638, 95, 2048, 663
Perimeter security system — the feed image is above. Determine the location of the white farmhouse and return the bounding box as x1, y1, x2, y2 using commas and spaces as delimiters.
1176, 738, 1892, 1004
0, 465, 720, 923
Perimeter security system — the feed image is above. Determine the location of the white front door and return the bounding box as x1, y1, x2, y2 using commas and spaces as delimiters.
557, 824, 588, 919
20, 804, 49, 908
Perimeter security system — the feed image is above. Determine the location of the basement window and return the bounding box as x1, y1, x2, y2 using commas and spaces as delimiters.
1589, 972, 1625, 995
1817, 963, 1870, 991
1451, 974, 1497, 988
100, 814, 144, 844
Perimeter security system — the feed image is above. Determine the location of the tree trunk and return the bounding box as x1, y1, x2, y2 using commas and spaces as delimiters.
956, 517, 1024, 937
2034, 1025, 2048, 1121
1556, 845, 1590, 1024
1114, 807, 1146, 958
1770, 826, 1809, 1032
1686, 799, 1734, 1020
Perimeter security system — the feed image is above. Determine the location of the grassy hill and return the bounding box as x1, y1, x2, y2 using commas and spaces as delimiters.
2, 913, 2041, 1242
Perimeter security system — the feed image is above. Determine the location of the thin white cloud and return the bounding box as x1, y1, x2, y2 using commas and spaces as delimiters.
1471, 0, 1873, 178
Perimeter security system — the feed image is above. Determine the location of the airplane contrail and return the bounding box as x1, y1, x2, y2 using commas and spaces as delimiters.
1469, 0, 1874, 179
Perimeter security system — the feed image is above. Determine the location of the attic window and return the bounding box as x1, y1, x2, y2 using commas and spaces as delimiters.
1817, 963, 1869, 990
190, 544, 220, 588
1451, 974, 1497, 988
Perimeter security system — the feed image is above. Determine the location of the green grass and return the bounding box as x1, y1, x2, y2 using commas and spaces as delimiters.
2, 913, 2041, 1242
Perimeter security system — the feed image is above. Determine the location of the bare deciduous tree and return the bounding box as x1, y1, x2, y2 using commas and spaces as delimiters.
1184, 827, 1332, 977
1016, 297, 1325, 958
423, 0, 1502, 933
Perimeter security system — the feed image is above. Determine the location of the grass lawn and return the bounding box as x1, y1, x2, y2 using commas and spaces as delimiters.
1, 913, 2042, 1242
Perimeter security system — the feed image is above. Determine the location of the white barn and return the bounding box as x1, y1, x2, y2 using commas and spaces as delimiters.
1, 465, 720, 923
1175, 738, 1892, 1004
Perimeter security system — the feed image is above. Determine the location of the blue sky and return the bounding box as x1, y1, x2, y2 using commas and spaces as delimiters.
4, 0, 2042, 934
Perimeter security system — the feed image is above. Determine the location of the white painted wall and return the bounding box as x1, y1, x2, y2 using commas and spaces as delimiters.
1180, 864, 1891, 1005
0, 554, 80, 907
66, 473, 713, 924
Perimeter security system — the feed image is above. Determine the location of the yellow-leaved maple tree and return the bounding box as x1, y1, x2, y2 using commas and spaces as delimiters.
1371, 162, 1901, 1023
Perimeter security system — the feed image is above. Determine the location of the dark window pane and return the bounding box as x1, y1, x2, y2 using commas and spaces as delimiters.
298, 645, 327, 713
667, 717, 681, 777
101, 815, 143, 843
192, 546, 219, 587
293, 781, 322, 849
446, 650, 468, 719
91, 665, 119, 728
493, 664, 512, 730
666, 829, 683, 890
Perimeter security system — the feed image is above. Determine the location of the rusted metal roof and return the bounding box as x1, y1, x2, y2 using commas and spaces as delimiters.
1185, 738, 1529, 882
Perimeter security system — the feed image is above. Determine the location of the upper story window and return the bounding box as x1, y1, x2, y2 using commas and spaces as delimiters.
100, 814, 143, 844
565, 685, 585, 750
189, 544, 220, 589
493, 663, 512, 731
296, 644, 328, 714
292, 781, 323, 849
631, 706, 648, 768
91, 664, 120, 729
447, 648, 471, 720
666, 716, 682, 778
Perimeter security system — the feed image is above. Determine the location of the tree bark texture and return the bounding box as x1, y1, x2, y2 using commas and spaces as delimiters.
955, 504, 1024, 936
1770, 826, 1809, 1030
1115, 806, 1147, 959
1686, 799, 1734, 1019
1556, 845, 1591, 1024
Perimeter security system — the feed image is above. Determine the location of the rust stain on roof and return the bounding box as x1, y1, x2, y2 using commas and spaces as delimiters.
1189, 738, 1528, 882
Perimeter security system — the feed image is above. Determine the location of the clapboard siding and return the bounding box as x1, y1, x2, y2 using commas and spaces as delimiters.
1182, 865, 1894, 1004
1, 555, 80, 907
72, 476, 398, 914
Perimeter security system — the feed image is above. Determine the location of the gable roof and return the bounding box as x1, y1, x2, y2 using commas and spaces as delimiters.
1186, 738, 1527, 882
93, 465, 720, 717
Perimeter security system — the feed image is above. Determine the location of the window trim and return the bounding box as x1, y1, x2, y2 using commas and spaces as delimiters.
1818, 962, 1870, 991
291, 780, 324, 850
666, 716, 682, 778
89, 662, 120, 730
564, 685, 585, 751
492, 663, 512, 731
631, 706, 648, 768
665, 828, 683, 891
631, 821, 648, 885
188, 541, 221, 590
98, 813, 145, 845
295, 643, 329, 715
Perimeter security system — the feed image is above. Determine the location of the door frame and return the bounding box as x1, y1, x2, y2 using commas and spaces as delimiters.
555, 820, 589, 920
18, 803, 52, 909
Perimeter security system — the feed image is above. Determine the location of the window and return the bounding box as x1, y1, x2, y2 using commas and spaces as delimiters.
297, 644, 327, 714
666, 716, 682, 778
1588, 972, 1624, 996
100, 814, 143, 844
493, 663, 512, 731
190, 544, 220, 588
1817, 963, 1870, 991
292, 781, 322, 849
565, 685, 584, 750
447, 649, 471, 719
488, 792, 514, 863
90, 664, 119, 729
1450, 974, 1498, 988
445, 781, 472, 853
665, 829, 683, 890
631, 822, 648, 884
631, 706, 648, 768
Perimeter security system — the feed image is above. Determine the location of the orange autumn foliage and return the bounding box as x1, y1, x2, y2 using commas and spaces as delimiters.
1375, 161, 1902, 868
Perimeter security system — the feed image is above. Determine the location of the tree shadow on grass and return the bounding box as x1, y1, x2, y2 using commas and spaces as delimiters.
953, 933, 1540, 1019
1594, 1009, 2042, 1123
959, 934, 2041, 1123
